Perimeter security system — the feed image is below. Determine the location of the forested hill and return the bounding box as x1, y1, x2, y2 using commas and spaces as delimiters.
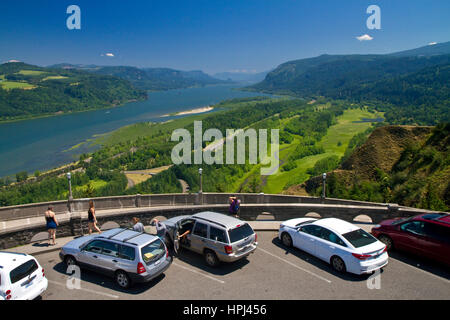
49, 64, 228, 91
305, 124, 450, 211
0, 62, 147, 121
249, 43, 450, 125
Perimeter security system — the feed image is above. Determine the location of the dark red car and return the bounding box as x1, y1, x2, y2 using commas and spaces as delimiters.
371, 213, 450, 266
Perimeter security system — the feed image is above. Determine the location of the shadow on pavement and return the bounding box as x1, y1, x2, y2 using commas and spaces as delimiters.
387, 250, 450, 280
52, 262, 166, 295
172, 248, 250, 276
270, 237, 381, 282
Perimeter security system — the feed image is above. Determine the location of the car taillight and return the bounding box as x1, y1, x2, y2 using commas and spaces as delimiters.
5, 290, 11, 300
166, 248, 169, 258
382, 246, 387, 253
352, 253, 372, 260
42, 268, 45, 277
255, 233, 257, 242
224, 245, 233, 254
137, 262, 146, 274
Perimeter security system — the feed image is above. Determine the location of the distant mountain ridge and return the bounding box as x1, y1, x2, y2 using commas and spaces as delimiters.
48, 64, 229, 91
249, 41, 450, 125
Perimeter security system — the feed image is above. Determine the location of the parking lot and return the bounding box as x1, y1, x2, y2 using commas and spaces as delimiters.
35, 231, 450, 300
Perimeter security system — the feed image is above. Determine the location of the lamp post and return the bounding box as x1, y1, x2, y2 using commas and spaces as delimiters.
322, 173, 327, 199
198, 168, 203, 193
66, 172, 73, 201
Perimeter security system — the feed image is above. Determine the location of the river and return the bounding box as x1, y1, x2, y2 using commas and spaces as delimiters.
0, 85, 270, 178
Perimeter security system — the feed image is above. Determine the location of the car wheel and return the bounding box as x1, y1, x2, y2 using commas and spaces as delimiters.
331, 256, 346, 273
115, 270, 131, 289
204, 250, 220, 267
65, 255, 77, 267
281, 232, 293, 247
378, 235, 393, 251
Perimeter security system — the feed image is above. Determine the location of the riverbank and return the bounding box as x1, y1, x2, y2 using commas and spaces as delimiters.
161, 106, 214, 117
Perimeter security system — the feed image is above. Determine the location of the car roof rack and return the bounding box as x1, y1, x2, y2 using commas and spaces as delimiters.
123, 232, 145, 243
96, 228, 130, 240
194, 217, 227, 229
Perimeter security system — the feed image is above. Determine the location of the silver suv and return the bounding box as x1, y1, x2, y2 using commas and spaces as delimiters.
162, 211, 258, 267
59, 228, 172, 289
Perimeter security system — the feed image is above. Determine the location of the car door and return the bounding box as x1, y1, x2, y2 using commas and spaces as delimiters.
190, 222, 209, 254
96, 241, 121, 276
422, 223, 450, 263
295, 225, 321, 255
397, 221, 429, 255
78, 239, 106, 271
315, 227, 347, 262
176, 219, 196, 249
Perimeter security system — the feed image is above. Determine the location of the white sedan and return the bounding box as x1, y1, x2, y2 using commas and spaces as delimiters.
278, 217, 388, 275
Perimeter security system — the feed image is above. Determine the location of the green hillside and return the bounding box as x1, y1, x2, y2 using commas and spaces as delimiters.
0, 62, 147, 121
305, 124, 450, 211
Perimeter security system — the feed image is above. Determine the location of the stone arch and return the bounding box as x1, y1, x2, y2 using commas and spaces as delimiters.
305, 212, 322, 218
353, 215, 373, 223
30, 232, 49, 243
101, 221, 120, 230
256, 212, 275, 221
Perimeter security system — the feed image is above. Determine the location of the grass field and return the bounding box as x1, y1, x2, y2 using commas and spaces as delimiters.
42, 76, 68, 81
0, 81, 37, 90
261, 108, 383, 194
17, 70, 47, 76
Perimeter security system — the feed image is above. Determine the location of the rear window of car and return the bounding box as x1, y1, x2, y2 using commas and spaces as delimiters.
141, 239, 166, 265
10, 259, 38, 284
228, 224, 254, 243
342, 229, 377, 248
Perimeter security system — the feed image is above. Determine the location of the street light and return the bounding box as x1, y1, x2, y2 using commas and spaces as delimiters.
198, 168, 203, 193
66, 172, 73, 201
322, 173, 327, 199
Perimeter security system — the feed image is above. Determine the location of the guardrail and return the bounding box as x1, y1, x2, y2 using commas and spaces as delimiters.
0, 193, 392, 221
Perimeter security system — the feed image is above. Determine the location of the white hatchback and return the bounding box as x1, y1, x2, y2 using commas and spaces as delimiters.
0, 251, 48, 300
278, 217, 388, 275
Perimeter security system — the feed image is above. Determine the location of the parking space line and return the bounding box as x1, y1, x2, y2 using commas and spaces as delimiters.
172, 262, 225, 284
48, 280, 120, 299
257, 247, 332, 284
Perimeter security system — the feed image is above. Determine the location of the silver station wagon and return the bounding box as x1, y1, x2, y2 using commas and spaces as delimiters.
162, 211, 258, 267
59, 228, 173, 289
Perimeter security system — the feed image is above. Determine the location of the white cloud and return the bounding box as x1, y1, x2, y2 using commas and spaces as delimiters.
428, 42, 437, 46
101, 53, 115, 57
356, 34, 374, 41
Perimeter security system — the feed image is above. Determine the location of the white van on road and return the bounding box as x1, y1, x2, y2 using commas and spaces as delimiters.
0, 251, 48, 300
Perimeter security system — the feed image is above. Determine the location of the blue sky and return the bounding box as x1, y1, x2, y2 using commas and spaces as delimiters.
0, 0, 449, 74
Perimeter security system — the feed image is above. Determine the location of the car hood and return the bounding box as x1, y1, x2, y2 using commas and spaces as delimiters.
62, 234, 97, 251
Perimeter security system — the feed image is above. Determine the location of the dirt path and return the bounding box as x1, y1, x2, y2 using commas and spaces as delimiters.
178, 179, 190, 193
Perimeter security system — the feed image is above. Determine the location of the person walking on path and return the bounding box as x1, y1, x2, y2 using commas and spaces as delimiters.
132, 217, 145, 233
45, 206, 59, 246
88, 200, 102, 235
229, 196, 241, 218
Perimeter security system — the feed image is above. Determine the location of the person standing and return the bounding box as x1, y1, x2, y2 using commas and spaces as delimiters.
132, 217, 145, 233
151, 218, 167, 240
88, 200, 102, 235
229, 196, 241, 218
45, 206, 59, 246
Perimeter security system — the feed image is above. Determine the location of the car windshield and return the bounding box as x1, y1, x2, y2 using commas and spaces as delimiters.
228, 224, 254, 243
342, 229, 377, 248
141, 239, 166, 264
